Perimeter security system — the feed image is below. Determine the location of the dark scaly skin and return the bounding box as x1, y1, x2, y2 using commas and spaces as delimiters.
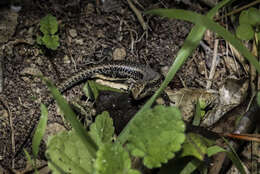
15, 61, 162, 157
57, 61, 162, 99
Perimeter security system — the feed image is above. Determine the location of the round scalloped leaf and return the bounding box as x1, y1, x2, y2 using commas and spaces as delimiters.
89, 111, 115, 146
248, 7, 260, 26
239, 10, 251, 25
40, 14, 58, 35
95, 143, 140, 174
46, 130, 94, 174
127, 105, 186, 168
236, 24, 254, 40
42, 34, 60, 50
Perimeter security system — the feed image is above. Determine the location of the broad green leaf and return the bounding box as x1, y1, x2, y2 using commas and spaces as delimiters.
207, 145, 225, 156
40, 14, 58, 35
42, 77, 97, 158
181, 133, 214, 160
127, 105, 185, 168
95, 143, 140, 174
248, 7, 260, 26
32, 104, 48, 159
42, 35, 60, 50
236, 24, 254, 40
239, 10, 251, 25
89, 111, 114, 146
46, 131, 93, 174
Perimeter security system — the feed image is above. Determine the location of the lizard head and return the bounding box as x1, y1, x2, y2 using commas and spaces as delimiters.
131, 73, 162, 100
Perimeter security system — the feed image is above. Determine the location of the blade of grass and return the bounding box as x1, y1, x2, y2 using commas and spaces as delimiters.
118, 0, 235, 144
193, 100, 203, 126
207, 142, 246, 174
24, 149, 39, 174
42, 77, 98, 159
32, 104, 48, 159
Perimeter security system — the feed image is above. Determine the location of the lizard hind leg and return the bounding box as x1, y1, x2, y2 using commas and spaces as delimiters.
130, 83, 146, 100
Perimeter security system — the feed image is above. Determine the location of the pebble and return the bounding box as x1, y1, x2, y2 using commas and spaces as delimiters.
75, 38, 84, 45
112, 48, 126, 60
160, 65, 170, 77
69, 29, 77, 38
63, 55, 71, 64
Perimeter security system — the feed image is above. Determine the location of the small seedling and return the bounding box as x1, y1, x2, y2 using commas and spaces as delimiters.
37, 14, 60, 50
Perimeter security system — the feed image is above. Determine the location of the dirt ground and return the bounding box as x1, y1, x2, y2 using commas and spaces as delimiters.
0, 0, 254, 172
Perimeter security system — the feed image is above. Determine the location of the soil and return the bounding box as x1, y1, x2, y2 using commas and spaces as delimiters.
0, 0, 251, 172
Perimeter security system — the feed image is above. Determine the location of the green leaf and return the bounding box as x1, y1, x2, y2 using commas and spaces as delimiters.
89, 111, 115, 147
193, 100, 202, 126
179, 159, 202, 174
83, 82, 95, 100
207, 141, 246, 174
248, 7, 260, 26
236, 24, 254, 40
32, 104, 48, 159
239, 10, 251, 25
181, 133, 214, 160
84, 80, 124, 100
40, 14, 58, 35
46, 130, 93, 174
24, 149, 39, 174
42, 77, 98, 159
42, 34, 60, 50
207, 145, 225, 157
257, 32, 260, 41
95, 143, 140, 174
127, 106, 186, 168
257, 91, 260, 106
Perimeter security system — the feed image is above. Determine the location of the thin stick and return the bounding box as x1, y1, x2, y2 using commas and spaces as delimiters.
206, 39, 219, 89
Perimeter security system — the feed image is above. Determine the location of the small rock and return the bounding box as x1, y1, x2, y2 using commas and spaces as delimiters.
33, 48, 40, 57
21, 76, 31, 83
160, 65, 170, 77
75, 38, 84, 45
63, 55, 71, 64
0, 110, 8, 119
96, 29, 105, 38
113, 48, 126, 60
69, 29, 77, 38
67, 36, 72, 43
